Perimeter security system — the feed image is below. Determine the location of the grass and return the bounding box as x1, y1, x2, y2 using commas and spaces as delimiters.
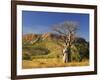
22, 38, 89, 69
22, 58, 89, 69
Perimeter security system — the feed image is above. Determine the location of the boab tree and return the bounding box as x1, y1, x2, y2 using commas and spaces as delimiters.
52, 21, 79, 63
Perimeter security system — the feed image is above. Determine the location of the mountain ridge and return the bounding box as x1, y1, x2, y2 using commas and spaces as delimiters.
22, 33, 88, 44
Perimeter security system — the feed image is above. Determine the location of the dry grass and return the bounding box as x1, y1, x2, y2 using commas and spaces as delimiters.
22, 58, 89, 69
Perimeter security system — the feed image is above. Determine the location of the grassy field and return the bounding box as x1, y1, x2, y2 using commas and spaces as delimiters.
22, 35, 89, 69
22, 58, 89, 69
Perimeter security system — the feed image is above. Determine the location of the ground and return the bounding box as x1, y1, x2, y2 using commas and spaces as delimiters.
22, 58, 89, 69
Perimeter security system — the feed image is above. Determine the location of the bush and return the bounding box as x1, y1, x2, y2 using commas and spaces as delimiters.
30, 47, 50, 56
23, 46, 50, 56
75, 43, 89, 60
22, 53, 31, 60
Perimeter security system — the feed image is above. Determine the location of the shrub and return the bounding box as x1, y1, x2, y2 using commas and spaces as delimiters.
22, 53, 31, 60
74, 43, 89, 60
23, 46, 50, 56
30, 47, 50, 56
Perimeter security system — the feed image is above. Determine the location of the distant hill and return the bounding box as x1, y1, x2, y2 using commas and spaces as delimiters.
23, 33, 88, 44
23, 34, 40, 41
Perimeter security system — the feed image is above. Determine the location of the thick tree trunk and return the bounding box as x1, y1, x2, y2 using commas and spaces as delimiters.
63, 53, 68, 63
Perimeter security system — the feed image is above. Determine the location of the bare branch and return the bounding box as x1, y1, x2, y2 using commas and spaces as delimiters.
52, 21, 79, 46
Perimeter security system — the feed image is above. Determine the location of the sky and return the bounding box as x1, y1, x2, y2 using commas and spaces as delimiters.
22, 11, 89, 41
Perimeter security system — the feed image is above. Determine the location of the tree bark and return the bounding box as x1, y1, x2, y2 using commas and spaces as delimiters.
63, 53, 68, 63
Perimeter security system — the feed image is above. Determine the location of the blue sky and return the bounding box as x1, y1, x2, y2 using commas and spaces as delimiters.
22, 11, 89, 41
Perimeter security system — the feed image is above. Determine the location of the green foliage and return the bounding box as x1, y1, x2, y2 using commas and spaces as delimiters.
23, 46, 50, 56
71, 45, 81, 61
22, 35, 89, 62
22, 53, 31, 60
74, 42, 89, 60
22, 38, 63, 60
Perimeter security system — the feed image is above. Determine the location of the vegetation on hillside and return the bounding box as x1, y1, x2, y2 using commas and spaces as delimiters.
22, 33, 89, 68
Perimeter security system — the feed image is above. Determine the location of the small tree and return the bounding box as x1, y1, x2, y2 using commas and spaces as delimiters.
52, 21, 79, 62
